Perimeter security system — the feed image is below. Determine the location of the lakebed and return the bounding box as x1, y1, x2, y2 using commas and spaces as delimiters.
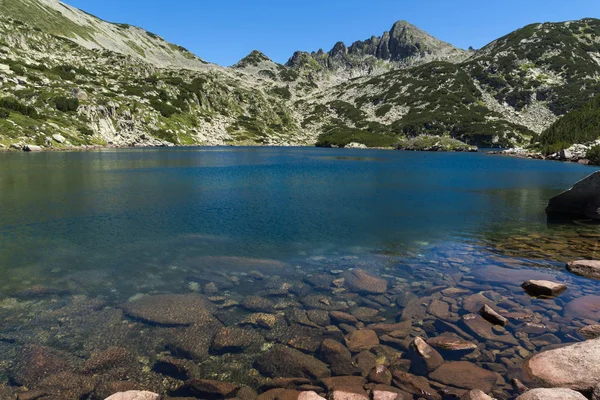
0, 147, 599, 399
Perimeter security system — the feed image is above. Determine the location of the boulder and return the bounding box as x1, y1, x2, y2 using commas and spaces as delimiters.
24, 144, 42, 152
10, 344, 76, 387
515, 388, 587, 400
122, 294, 216, 326
429, 362, 497, 392
560, 149, 573, 160
242, 296, 275, 312
344, 329, 379, 353
254, 345, 331, 380
52, 134, 66, 143
524, 338, 600, 392
340, 269, 387, 294
546, 171, 600, 220
371, 385, 412, 400
565, 295, 600, 320
567, 260, 600, 280
105, 391, 161, 400
522, 280, 567, 297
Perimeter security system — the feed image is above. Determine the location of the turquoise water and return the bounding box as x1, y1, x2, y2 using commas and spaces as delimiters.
2, 147, 600, 399
0, 147, 596, 298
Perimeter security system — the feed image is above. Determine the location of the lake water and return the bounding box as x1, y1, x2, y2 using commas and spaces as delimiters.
0, 147, 599, 399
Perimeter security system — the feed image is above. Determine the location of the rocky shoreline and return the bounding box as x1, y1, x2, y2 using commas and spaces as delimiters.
2, 247, 600, 400
487, 143, 599, 165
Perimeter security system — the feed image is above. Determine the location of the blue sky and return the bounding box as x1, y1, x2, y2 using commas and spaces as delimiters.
63, 0, 600, 66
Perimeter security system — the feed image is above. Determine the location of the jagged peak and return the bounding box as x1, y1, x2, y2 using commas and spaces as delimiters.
233, 50, 275, 68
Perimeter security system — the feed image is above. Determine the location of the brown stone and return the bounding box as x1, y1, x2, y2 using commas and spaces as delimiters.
340, 269, 388, 294
172, 379, 240, 399
211, 326, 264, 354
345, 329, 379, 353
11, 345, 75, 387
254, 345, 331, 380
462, 314, 518, 345
367, 321, 411, 336
391, 371, 440, 400
565, 295, 600, 320
426, 335, 477, 351
459, 390, 494, 400
479, 305, 508, 326
82, 347, 135, 374
367, 365, 392, 385
522, 280, 567, 297
430, 362, 497, 392
122, 294, 216, 326
407, 337, 444, 374
330, 311, 359, 324
319, 339, 357, 376
578, 325, 600, 340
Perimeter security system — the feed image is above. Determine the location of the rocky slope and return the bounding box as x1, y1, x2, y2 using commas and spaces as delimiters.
0, 0, 599, 151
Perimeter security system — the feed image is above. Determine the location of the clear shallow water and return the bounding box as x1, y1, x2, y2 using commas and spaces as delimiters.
1, 147, 600, 399
0, 147, 596, 296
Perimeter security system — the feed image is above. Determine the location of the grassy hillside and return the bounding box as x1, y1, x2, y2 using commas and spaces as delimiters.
535, 94, 600, 154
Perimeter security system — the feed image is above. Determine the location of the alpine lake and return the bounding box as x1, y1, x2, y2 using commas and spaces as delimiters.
0, 147, 599, 400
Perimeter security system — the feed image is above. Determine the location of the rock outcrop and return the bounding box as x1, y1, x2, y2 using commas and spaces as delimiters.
546, 172, 600, 220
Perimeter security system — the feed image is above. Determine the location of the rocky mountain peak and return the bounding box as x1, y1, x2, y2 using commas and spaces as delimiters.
286, 19, 468, 73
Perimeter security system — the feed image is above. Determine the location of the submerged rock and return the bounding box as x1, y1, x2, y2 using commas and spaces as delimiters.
319, 339, 357, 376
565, 295, 600, 320
546, 171, 600, 220
462, 314, 518, 345
172, 379, 241, 399
344, 329, 379, 353
429, 361, 497, 392
460, 390, 494, 400
340, 269, 388, 294
525, 338, 600, 392
479, 304, 508, 326
254, 345, 331, 379
521, 280, 567, 297
105, 391, 161, 400
578, 325, 600, 340
515, 388, 587, 400
211, 326, 264, 354
426, 335, 477, 351
566, 260, 600, 280
122, 294, 216, 326
407, 337, 444, 374
391, 371, 440, 400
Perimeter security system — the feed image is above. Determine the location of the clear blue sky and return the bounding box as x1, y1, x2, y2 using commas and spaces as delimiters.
63, 0, 600, 66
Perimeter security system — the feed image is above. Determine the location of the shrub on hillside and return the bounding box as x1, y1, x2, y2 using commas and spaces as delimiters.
0, 97, 38, 118
0, 108, 9, 118
54, 96, 79, 112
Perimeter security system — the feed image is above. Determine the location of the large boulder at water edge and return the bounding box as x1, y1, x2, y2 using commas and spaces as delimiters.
105, 392, 161, 400
515, 388, 587, 400
546, 171, 600, 220
524, 338, 600, 392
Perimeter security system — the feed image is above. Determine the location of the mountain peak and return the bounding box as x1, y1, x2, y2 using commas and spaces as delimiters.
234, 50, 275, 68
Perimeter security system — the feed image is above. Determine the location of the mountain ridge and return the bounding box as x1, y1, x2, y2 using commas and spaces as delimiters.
0, 0, 598, 152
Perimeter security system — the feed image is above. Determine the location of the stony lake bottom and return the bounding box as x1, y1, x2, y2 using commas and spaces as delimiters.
0, 147, 600, 399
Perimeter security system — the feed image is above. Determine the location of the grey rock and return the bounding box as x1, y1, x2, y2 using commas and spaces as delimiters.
24, 144, 42, 152
567, 260, 600, 280
546, 171, 600, 220
479, 304, 508, 326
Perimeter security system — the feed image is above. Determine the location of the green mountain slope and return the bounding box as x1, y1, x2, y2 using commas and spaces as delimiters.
0, 0, 599, 151
0, 0, 210, 70
535, 94, 600, 154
